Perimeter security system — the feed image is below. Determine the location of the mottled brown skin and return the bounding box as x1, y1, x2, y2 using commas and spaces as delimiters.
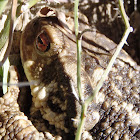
0, 66, 44, 139
0, 13, 140, 140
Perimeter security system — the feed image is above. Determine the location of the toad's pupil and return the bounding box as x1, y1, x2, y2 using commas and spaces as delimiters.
38, 36, 43, 44
36, 32, 50, 52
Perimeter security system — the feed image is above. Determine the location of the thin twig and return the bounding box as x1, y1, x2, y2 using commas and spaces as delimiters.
0, 81, 37, 87
74, 0, 83, 103
75, 103, 88, 140
86, 27, 133, 104
75, 0, 133, 140
78, 29, 96, 39
74, 0, 85, 139
85, 1, 133, 104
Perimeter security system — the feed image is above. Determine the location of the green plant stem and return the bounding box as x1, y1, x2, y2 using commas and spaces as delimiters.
74, 0, 85, 139
75, 0, 132, 140
74, 0, 83, 102
2, 58, 10, 94
119, 0, 130, 29
77, 39, 83, 101
75, 103, 88, 140
86, 26, 132, 105
74, 0, 79, 37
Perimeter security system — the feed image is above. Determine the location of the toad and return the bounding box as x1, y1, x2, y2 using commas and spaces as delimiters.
0, 12, 139, 140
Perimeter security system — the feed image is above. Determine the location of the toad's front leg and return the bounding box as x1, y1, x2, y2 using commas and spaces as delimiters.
0, 66, 46, 139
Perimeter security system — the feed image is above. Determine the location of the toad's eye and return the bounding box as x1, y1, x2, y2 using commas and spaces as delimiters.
36, 32, 50, 52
